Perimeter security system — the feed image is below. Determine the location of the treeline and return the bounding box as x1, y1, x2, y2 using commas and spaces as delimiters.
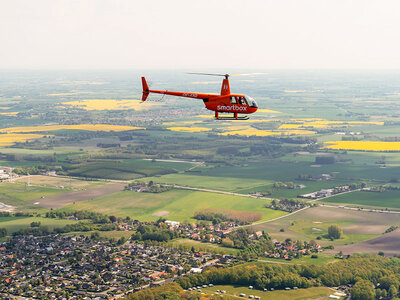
0, 212, 33, 217
132, 224, 179, 242
267, 199, 309, 213
12, 222, 119, 237
176, 255, 400, 298
194, 209, 262, 225
127, 282, 185, 300
223, 228, 274, 259
45, 210, 111, 223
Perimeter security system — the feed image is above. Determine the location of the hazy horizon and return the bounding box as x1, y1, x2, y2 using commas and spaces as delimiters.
2, 0, 400, 70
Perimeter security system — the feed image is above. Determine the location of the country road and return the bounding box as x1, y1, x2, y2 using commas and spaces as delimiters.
170, 184, 275, 200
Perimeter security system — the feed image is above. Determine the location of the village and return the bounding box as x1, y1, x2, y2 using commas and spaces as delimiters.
0, 215, 326, 299
0, 234, 223, 299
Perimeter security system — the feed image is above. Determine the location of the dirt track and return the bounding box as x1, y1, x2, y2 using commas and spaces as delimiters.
328, 229, 400, 257
29, 183, 125, 209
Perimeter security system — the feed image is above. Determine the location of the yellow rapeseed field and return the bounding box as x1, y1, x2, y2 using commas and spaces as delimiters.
63, 99, 161, 111
257, 109, 281, 113
220, 129, 280, 137
0, 124, 143, 133
167, 127, 211, 133
196, 115, 214, 118
0, 134, 48, 147
47, 92, 91, 96
0, 107, 11, 110
0, 112, 18, 116
279, 119, 384, 130
323, 141, 400, 151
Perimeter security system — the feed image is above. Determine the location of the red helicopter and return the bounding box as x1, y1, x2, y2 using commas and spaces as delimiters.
141, 73, 258, 120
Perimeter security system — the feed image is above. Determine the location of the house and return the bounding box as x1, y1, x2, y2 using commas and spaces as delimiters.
165, 220, 180, 228
190, 268, 203, 274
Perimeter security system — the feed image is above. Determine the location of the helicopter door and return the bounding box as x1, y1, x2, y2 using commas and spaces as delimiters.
237, 96, 247, 105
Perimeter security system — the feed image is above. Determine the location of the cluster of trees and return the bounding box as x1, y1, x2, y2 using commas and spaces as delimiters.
384, 225, 399, 234
127, 282, 184, 300
327, 225, 342, 240
132, 224, 179, 242
223, 228, 274, 258
174, 255, 400, 299
12, 221, 119, 237
315, 156, 335, 164
13, 226, 51, 236
273, 181, 296, 189
13, 166, 41, 175
125, 181, 172, 193
194, 209, 262, 225
267, 199, 308, 212
0, 228, 7, 238
0, 212, 32, 217
45, 210, 112, 224
53, 222, 118, 234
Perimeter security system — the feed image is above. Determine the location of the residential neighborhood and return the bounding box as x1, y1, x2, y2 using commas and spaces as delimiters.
0, 234, 222, 299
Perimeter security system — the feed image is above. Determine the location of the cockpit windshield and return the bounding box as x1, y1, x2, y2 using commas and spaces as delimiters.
245, 95, 258, 108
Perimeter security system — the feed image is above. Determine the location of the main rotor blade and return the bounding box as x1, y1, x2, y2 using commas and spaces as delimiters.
186, 72, 229, 77
230, 72, 268, 77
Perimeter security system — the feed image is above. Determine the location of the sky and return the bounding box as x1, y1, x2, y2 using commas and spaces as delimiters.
1, 0, 400, 70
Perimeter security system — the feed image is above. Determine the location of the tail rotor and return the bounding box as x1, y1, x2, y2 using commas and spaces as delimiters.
141, 77, 150, 101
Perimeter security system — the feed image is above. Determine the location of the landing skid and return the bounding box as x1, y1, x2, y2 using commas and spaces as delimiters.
214, 111, 249, 120
216, 116, 249, 120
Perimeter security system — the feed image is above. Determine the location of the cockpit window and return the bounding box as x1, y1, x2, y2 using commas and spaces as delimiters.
237, 96, 247, 105
245, 95, 258, 108
230, 96, 237, 104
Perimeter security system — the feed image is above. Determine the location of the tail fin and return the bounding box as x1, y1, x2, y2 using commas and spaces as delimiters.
141, 77, 150, 101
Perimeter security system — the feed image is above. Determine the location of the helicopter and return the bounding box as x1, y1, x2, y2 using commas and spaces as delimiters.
141, 73, 258, 120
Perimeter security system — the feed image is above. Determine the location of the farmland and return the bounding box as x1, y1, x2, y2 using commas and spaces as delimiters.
252, 206, 400, 247
0, 124, 144, 133
65, 159, 192, 180
0, 134, 48, 147
0, 216, 77, 234
0, 182, 65, 210
322, 189, 400, 209
62, 99, 162, 111
2, 70, 400, 259
62, 189, 286, 222
198, 285, 339, 300
145, 174, 272, 192
324, 141, 400, 151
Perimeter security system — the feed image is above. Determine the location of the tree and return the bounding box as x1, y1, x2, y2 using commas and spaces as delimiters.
389, 285, 398, 299
327, 225, 342, 239
109, 215, 117, 223
351, 280, 375, 300
222, 237, 234, 248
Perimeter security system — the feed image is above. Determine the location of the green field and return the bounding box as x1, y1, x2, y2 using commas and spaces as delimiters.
0, 182, 65, 210
197, 160, 400, 183
0, 216, 77, 234
252, 206, 396, 247
62, 189, 287, 222
168, 238, 240, 255
66, 158, 193, 180
258, 254, 338, 266
197, 285, 341, 300
288, 219, 379, 245
322, 190, 400, 209
145, 174, 271, 192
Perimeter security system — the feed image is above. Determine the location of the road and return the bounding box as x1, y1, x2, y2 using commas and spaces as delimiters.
170, 184, 274, 200
320, 204, 400, 214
